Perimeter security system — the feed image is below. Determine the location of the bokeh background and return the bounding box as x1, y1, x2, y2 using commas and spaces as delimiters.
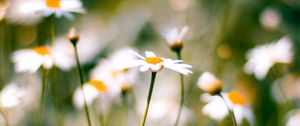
0, 0, 299, 126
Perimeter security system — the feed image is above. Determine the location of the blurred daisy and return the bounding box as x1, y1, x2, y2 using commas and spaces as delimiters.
129, 51, 192, 75
161, 26, 189, 52
201, 91, 255, 125
90, 48, 138, 96
197, 72, 222, 95
16, 0, 85, 20
12, 46, 75, 73
286, 109, 300, 126
244, 37, 293, 79
73, 80, 106, 108
0, 2, 8, 21
0, 83, 25, 108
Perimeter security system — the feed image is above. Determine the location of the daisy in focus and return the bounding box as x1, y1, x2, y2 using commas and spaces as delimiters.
17, 0, 85, 20
129, 51, 192, 75
161, 26, 189, 52
12, 46, 75, 73
244, 36, 293, 79
201, 91, 255, 125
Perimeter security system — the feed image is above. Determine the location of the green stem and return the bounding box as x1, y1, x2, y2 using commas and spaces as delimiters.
51, 16, 55, 45
174, 51, 184, 126
73, 44, 92, 126
140, 72, 157, 126
50, 67, 64, 126
218, 93, 237, 126
36, 69, 48, 126
0, 109, 9, 126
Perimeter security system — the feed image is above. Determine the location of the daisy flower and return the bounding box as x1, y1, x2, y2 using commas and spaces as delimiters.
129, 51, 192, 75
201, 91, 255, 125
0, 83, 25, 108
244, 36, 293, 79
12, 46, 75, 73
73, 80, 106, 108
197, 72, 222, 95
286, 109, 300, 126
17, 0, 85, 20
161, 26, 189, 52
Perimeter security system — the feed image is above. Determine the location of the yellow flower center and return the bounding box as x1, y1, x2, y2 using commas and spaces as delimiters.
228, 91, 246, 105
88, 80, 106, 92
145, 57, 164, 64
46, 0, 61, 8
33, 47, 50, 55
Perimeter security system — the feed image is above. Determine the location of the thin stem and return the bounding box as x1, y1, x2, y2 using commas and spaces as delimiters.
36, 69, 48, 126
50, 67, 64, 126
140, 72, 157, 126
73, 44, 92, 126
51, 16, 56, 45
0, 109, 9, 126
218, 93, 237, 126
174, 51, 184, 126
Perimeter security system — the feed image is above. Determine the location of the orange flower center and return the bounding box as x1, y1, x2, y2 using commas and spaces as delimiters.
33, 47, 50, 55
46, 0, 61, 8
145, 57, 164, 64
88, 80, 106, 92
228, 91, 246, 105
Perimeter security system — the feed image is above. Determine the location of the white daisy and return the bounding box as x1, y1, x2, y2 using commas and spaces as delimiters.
201, 91, 255, 125
17, 0, 85, 20
244, 37, 293, 79
73, 80, 106, 108
129, 51, 192, 75
197, 72, 222, 95
12, 46, 75, 73
161, 26, 189, 51
0, 83, 25, 108
90, 48, 138, 96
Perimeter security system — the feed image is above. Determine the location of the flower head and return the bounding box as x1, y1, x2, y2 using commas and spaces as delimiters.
12, 45, 75, 73
0, 83, 25, 108
16, 0, 85, 20
197, 72, 222, 95
129, 51, 192, 75
201, 92, 254, 125
244, 36, 293, 79
68, 27, 80, 44
161, 26, 189, 52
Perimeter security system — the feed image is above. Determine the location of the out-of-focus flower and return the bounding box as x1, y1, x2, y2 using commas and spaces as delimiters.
244, 37, 293, 79
260, 8, 281, 30
73, 80, 106, 108
12, 46, 75, 73
161, 26, 189, 52
129, 51, 192, 75
201, 91, 254, 125
12, 0, 85, 20
0, 83, 25, 108
169, 0, 190, 11
90, 48, 138, 96
286, 109, 300, 126
197, 72, 222, 95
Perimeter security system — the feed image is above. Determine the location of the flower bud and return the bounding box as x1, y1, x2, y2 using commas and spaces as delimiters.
68, 28, 79, 45
197, 72, 222, 95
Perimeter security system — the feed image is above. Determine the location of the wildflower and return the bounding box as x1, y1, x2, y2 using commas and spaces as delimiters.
15, 0, 85, 20
129, 51, 192, 75
73, 80, 106, 108
244, 37, 293, 79
0, 83, 25, 108
90, 48, 138, 96
12, 46, 75, 73
201, 91, 255, 125
161, 26, 189, 52
197, 72, 222, 95
68, 27, 80, 45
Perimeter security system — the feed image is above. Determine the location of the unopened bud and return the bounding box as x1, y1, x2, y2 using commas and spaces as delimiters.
68, 28, 79, 45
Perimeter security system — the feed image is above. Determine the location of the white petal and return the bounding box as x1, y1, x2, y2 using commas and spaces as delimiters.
145, 51, 156, 58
